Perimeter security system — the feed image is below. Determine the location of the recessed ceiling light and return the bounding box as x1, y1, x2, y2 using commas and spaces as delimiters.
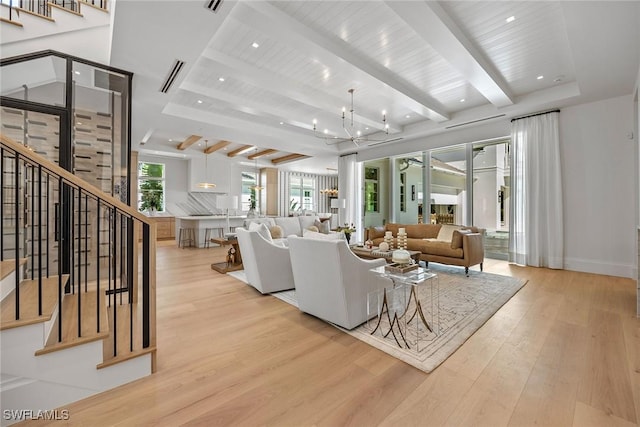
279, 121, 284, 125
169, 138, 173, 142
74, 71, 81, 75
506, 16, 515, 23
324, 129, 329, 134
76, 121, 82, 125
218, 77, 225, 82
460, 98, 466, 103
537, 75, 544, 80
365, 127, 369, 130
405, 114, 411, 119
197, 99, 203, 104
252, 42, 260, 48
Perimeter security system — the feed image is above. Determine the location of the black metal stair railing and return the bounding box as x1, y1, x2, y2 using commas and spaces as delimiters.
2, 0, 108, 21
1, 134, 155, 361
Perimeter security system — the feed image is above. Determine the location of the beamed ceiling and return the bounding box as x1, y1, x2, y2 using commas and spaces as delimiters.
107, 0, 640, 173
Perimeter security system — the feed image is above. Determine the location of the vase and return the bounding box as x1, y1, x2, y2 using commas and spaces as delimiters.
345, 233, 351, 244
246, 208, 258, 218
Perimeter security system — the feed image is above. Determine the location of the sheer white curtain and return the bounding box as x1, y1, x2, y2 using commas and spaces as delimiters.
509, 111, 563, 269
338, 154, 363, 241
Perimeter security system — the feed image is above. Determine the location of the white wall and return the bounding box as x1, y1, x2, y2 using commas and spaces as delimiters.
561, 94, 637, 278
138, 154, 188, 214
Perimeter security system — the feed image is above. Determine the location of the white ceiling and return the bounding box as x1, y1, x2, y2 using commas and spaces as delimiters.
107, 0, 640, 173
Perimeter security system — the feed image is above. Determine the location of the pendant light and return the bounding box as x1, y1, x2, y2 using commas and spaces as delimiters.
198, 140, 216, 189
251, 147, 264, 191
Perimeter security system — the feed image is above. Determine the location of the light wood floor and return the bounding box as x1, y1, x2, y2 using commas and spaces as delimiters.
22, 241, 639, 426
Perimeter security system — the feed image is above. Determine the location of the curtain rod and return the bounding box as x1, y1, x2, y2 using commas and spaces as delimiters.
511, 109, 560, 122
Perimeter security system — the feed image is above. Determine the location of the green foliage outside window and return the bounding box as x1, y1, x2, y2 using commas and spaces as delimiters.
138, 162, 165, 212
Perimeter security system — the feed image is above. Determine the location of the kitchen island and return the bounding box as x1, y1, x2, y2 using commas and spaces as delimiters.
175, 215, 247, 248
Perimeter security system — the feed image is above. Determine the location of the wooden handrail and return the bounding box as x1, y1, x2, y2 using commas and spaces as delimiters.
1, 134, 154, 225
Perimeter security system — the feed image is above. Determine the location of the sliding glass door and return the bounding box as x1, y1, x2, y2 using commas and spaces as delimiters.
429, 145, 468, 226
472, 140, 511, 260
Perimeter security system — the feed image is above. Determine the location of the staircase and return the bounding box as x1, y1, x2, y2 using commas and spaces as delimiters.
1, 0, 110, 63
0, 135, 157, 426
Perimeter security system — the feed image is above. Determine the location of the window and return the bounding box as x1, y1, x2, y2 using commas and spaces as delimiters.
138, 162, 165, 212
364, 167, 379, 213
289, 176, 315, 211
241, 171, 257, 211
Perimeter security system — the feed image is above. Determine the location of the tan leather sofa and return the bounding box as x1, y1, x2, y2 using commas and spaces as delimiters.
365, 223, 485, 275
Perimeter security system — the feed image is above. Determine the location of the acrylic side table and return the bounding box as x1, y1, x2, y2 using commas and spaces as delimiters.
368, 265, 439, 351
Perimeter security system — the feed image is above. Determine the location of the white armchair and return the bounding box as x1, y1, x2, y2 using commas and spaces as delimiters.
287, 236, 391, 330
236, 228, 295, 294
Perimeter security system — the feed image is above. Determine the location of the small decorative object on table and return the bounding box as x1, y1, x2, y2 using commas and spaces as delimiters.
377, 242, 390, 252
226, 247, 236, 266
338, 223, 356, 244
384, 262, 419, 274
397, 228, 408, 250
384, 231, 394, 250
392, 249, 411, 264
365, 239, 373, 249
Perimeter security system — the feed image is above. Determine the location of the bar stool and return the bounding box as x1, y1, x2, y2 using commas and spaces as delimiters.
178, 228, 195, 248
204, 227, 224, 248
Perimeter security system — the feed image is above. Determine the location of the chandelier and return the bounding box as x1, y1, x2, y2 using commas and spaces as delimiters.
312, 88, 391, 146
320, 188, 338, 196
197, 140, 216, 189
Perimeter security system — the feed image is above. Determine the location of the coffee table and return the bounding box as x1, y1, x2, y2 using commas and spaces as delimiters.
210, 237, 243, 273
350, 246, 421, 263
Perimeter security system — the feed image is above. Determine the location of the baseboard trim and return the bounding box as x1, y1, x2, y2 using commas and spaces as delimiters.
563, 257, 636, 279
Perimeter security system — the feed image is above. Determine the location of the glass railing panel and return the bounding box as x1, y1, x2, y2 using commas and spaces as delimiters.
1, 55, 66, 106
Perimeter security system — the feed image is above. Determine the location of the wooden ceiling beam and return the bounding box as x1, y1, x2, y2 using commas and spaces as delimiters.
271, 153, 309, 165
247, 148, 277, 160
227, 144, 255, 157
204, 140, 231, 154
176, 135, 202, 150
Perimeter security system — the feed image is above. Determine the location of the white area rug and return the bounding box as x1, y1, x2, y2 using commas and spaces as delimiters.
227, 270, 248, 283
228, 266, 527, 373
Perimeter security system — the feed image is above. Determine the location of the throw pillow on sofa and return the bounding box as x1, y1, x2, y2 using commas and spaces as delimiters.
269, 225, 284, 239
436, 224, 461, 242
306, 225, 319, 233
249, 222, 272, 242
314, 219, 330, 234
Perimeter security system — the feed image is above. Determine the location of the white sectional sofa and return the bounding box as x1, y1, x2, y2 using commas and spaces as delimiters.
243, 215, 331, 238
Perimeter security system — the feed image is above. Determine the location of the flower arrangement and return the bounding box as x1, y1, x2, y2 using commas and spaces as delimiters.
338, 223, 356, 243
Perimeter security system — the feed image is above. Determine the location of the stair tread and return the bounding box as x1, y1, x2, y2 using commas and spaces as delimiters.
0, 258, 27, 281
78, 0, 108, 12
0, 275, 68, 330
97, 346, 156, 370
37, 289, 110, 355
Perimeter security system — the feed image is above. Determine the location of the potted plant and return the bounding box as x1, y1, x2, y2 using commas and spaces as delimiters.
337, 223, 356, 244
139, 181, 163, 215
